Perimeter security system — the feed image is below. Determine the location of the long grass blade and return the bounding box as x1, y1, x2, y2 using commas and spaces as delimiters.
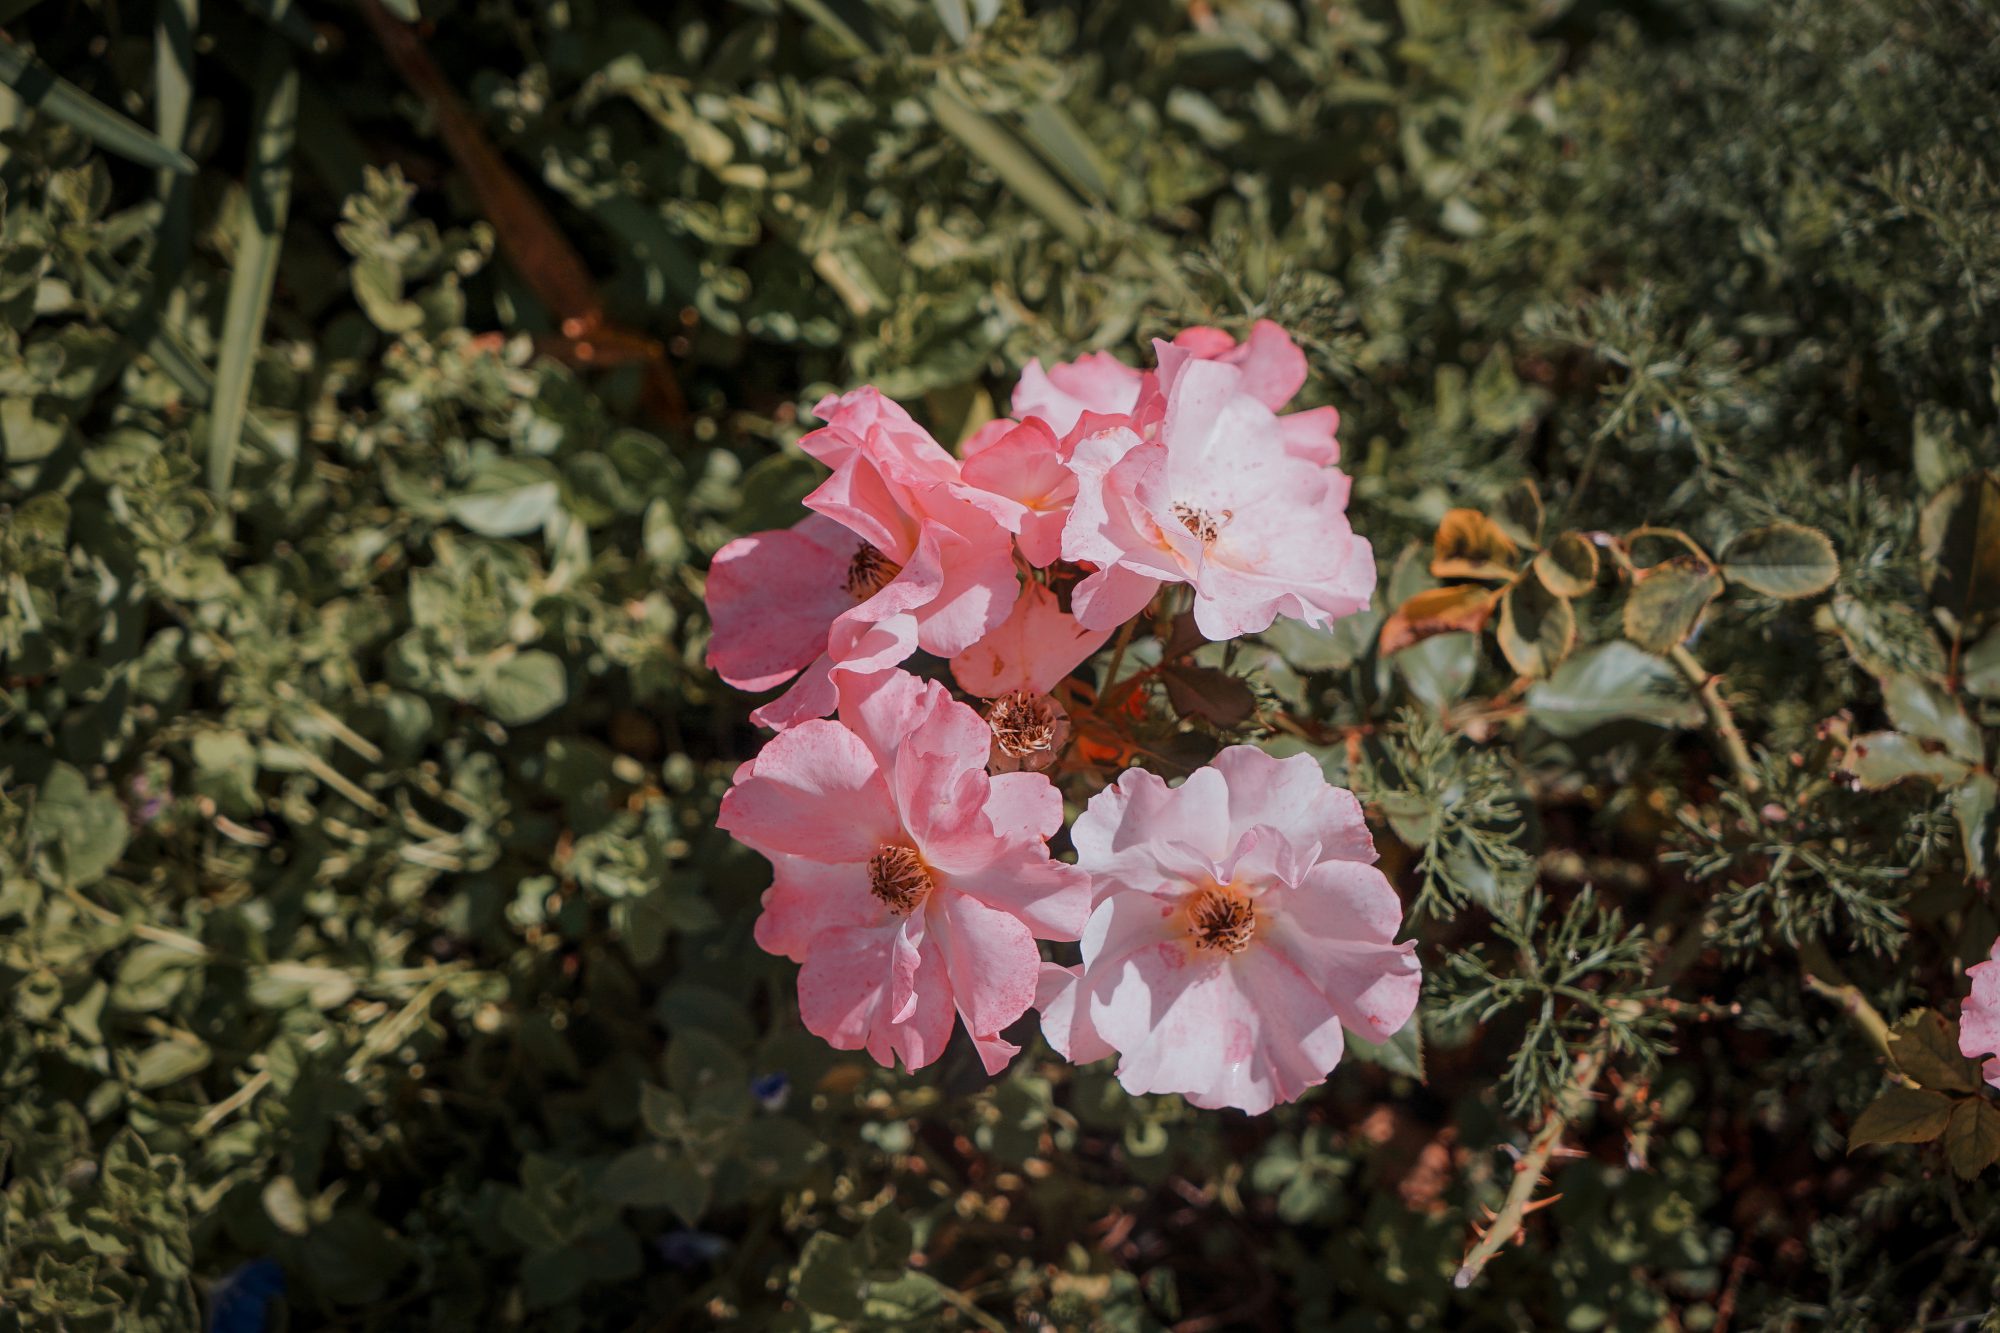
207, 40, 298, 507
0, 33, 196, 173
238, 0, 330, 53
153, 0, 198, 290
926, 84, 1092, 246
1018, 101, 1114, 202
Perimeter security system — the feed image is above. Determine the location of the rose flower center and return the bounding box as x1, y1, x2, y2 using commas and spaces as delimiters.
1169, 502, 1229, 545
867, 845, 933, 915
988, 690, 1062, 760
845, 544, 902, 599
1186, 885, 1256, 955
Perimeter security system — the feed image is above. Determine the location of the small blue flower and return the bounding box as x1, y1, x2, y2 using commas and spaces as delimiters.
654, 1229, 729, 1269
750, 1071, 790, 1111
207, 1259, 285, 1333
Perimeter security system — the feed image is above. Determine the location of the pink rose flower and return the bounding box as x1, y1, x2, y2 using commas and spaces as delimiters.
1160, 323, 1340, 466
950, 581, 1110, 700
1959, 937, 2000, 1089
704, 389, 1019, 730
1014, 322, 1339, 465
1041, 746, 1420, 1114
1012, 352, 1150, 438
1061, 356, 1376, 640
719, 670, 1092, 1073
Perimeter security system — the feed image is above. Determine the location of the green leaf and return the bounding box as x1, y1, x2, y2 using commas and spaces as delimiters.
1920, 469, 2000, 629
1526, 642, 1701, 737
1622, 556, 1722, 654
263, 1176, 312, 1236
27, 763, 129, 888
1161, 664, 1257, 727
482, 651, 569, 726
1945, 1097, 2000, 1178
0, 34, 196, 173
794, 1233, 867, 1319
1955, 773, 1996, 879
247, 963, 358, 1011
598, 1144, 709, 1225
132, 1037, 212, 1089
1881, 675, 1983, 763
208, 45, 298, 505
1824, 595, 1947, 682
1846, 731, 1974, 790
1847, 1085, 1954, 1150
1720, 523, 1839, 599
1496, 575, 1575, 678
1395, 631, 1478, 712
1888, 1010, 1983, 1093
1963, 624, 2000, 698
1344, 1019, 1424, 1080
1532, 531, 1599, 598
446, 457, 562, 537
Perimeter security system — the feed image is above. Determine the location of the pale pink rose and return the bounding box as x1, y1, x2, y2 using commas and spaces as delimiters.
950, 581, 1111, 699
1959, 937, 2000, 1089
1012, 352, 1150, 438
1048, 746, 1420, 1113
718, 670, 1092, 1074
1161, 322, 1339, 466
1061, 357, 1375, 640
705, 390, 1020, 729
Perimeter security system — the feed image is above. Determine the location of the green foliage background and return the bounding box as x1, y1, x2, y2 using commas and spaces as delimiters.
3, 0, 2000, 1327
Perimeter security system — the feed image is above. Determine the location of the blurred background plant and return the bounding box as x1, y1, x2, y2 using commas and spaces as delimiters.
3, 0, 2000, 1327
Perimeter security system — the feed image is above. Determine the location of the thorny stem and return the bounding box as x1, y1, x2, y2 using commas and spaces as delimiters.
1454, 922, 1707, 1288
1668, 644, 1762, 794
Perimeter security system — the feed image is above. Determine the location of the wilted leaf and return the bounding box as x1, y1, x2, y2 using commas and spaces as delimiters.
1888, 1010, 1982, 1093
1881, 676, 1983, 763
482, 650, 568, 725
1846, 731, 1974, 789
1945, 1097, 2000, 1178
1622, 555, 1722, 654
1526, 642, 1701, 737
1431, 508, 1519, 581
1847, 1085, 1954, 1150
1162, 664, 1256, 727
1533, 532, 1599, 598
1496, 575, 1575, 678
1379, 585, 1499, 656
1721, 523, 1839, 599
1920, 469, 2000, 629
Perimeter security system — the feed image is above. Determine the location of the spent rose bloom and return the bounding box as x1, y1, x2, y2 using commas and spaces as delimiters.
1040, 746, 1420, 1114
1959, 936, 2000, 1089
705, 388, 1018, 729
950, 581, 1109, 773
1062, 356, 1375, 640
719, 670, 1091, 1073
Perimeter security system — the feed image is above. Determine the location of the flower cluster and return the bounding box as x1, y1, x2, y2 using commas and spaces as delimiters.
707, 325, 1413, 1113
